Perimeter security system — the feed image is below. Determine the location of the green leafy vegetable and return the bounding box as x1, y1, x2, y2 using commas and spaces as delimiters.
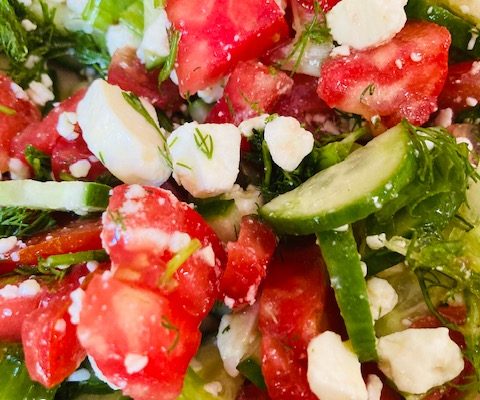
82, 0, 135, 32
24, 145, 52, 181
0, 206, 56, 239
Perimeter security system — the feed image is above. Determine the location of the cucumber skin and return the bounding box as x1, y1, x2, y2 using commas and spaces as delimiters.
406, 0, 480, 58
259, 125, 417, 235
317, 228, 378, 362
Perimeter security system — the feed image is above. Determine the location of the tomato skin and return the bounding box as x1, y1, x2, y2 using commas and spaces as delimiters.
220, 216, 276, 309
438, 61, 480, 113
10, 89, 86, 163
236, 383, 271, 400
294, 0, 340, 12
166, 0, 289, 95
107, 47, 183, 112
51, 136, 107, 181
102, 185, 226, 321
78, 273, 201, 400
207, 61, 293, 125
0, 74, 41, 172
318, 21, 451, 128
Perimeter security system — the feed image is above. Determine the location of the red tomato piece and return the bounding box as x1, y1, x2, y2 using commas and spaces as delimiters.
294, 0, 340, 12
10, 88, 86, 163
220, 216, 276, 309
78, 273, 201, 400
317, 21, 451, 128
22, 265, 88, 388
438, 61, 480, 114
0, 219, 103, 273
236, 383, 271, 400
107, 47, 183, 112
166, 0, 289, 95
207, 61, 293, 125
0, 74, 40, 172
51, 136, 107, 181
102, 185, 225, 320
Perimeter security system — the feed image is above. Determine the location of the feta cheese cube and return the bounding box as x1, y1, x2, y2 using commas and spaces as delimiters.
264, 116, 314, 172
197, 78, 226, 104
326, 0, 408, 50
69, 159, 91, 178
106, 24, 141, 56
168, 122, 241, 198
307, 331, 368, 400
238, 114, 269, 138
377, 328, 464, 394
367, 277, 398, 320
77, 79, 172, 186
137, 9, 171, 66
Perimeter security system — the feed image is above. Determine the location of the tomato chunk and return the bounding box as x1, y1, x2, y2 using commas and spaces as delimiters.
220, 216, 276, 309
207, 61, 293, 125
102, 185, 225, 320
10, 89, 86, 163
0, 74, 40, 172
438, 61, 480, 114
166, 0, 289, 94
78, 273, 201, 400
318, 21, 451, 128
294, 0, 340, 12
107, 47, 183, 112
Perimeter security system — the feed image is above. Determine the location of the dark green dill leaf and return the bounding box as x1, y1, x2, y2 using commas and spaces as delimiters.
38, 249, 108, 269
158, 144, 173, 169
161, 315, 180, 353
193, 127, 214, 159
0, 0, 28, 63
0, 104, 17, 116
158, 28, 180, 84
456, 105, 480, 125
24, 145, 52, 181
0, 207, 56, 239
176, 161, 192, 170
156, 108, 174, 132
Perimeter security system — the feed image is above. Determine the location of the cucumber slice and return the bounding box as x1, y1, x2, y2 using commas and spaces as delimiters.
0, 180, 110, 215
437, 0, 480, 24
406, 0, 480, 58
259, 123, 416, 234
317, 227, 377, 362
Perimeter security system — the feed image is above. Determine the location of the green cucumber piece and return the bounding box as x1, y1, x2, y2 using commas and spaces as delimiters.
0, 180, 110, 215
406, 0, 480, 58
436, 0, 480, 24
259, 123, 417, 234
317, 227, 377, 361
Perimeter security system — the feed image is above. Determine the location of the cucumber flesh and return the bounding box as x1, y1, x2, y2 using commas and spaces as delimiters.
259, 123, 416, 234
317, 227, 377, 362
0, 180, 110, 215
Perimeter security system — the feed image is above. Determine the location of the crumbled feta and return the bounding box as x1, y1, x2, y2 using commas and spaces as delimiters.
18, 279, 41, 297
78, 79, 172, 186
124, 353, 149, 374
10, 82, 28, 100
264, 116, 314, 172
125, 184, 147, 200
67, 368, 91, 382
326, 0, 408, 50
69, 159, 91, 178
466, 96, 478, 107
169, 231, 192, 252
434, 108, 453, 128
0, 285, 19, 299
377, 328, 464, 394
68, 288, 85, 325
410, 52, 422, 62
198, 78, 226, 104
137, 9, 171, 65
307, 331, 368, 400
24, 55, 41, 69
106, 24, 141, 56
238, 114, 269, 137
21, 19, 37, 31
360, 261, 368, 277
367, 277, 398, 320
168, 122, 241, 198
0, 236, 18, 254
217, 304, 259, 377
395, 59, 403, 69
8, 158, 31, 180
366, 233, 387, 250
203, 381, 223, 396
471, 61, 480, 75
27, 74, 55, 106
57, 111, 79, 141
468, 31, 478, 51
366, 375, 383, 400
196, 245, 216, 267
330, 45, 351, 57
54, 318, 67, 333
86, 261, 99, 272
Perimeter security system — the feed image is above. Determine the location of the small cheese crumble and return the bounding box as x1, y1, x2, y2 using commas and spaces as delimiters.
27, 74, 55, 106
57, 111, 79, 141
124, 353, 149, 374
69, 159, 91, 178
68, 288, 85, 325
367, 277, 398, 320
8, 158, 31, 180
67, 368, 91, 382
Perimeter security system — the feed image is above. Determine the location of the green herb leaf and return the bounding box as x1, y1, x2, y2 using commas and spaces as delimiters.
24, 144, 52, 181
0, 207, 56, 239
158, 28, 180, 84
193, 127, 214, 159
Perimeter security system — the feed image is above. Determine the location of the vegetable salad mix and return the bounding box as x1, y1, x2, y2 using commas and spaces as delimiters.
1, 0, 480, 399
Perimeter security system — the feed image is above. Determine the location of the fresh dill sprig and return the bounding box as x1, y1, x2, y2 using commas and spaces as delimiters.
158, 28, 180, 84
0, 207, 56, 239
194, 127, 214, 159
24, 145, 52, 181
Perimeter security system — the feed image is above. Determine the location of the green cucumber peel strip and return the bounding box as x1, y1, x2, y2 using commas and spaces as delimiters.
317, 227, 377, 361
236, 358, 266, 390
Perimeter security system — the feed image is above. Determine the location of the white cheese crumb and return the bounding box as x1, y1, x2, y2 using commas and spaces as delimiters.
27, 74, 55, 106
57, 111, 79, 141
67, 368, 91, 382
224, 296, 235, 309
21, 19, 37, 31
0, 285, 19, 299
360, 261, 368, 277
8, 158, 31, 180
395, 59, 403, 69
434, 108, 453, 128
410, 52, 423, 62
330, 45, 351, 57
377, 328, 464, 394
68, 288, 85, 325
203, 381, 223, 396
238, 114, 269, 138
0, 236, 18, 254
333, 224, 349, 232
198, 78, 226, 104
466, 97, 478, 107
86, 261, 99, 272
366, 233, 387, 250
125, 184, 147, 200
54, 318, 67, 333
3, 308, 12, 317
169, 231, 191, 253
10, 82, 28, 100
367, 277, 398, 320
471, 61, 480, 75
366, 375, 383, 400
124, 353, 149, 374
137, 9, 171, 65
197, 245, 216, 267
307, 331, 368, 400
468, 31, 478, 51
18, 279, 41, 297
264, 116, 314, 172
69, 159, 91, 178
24, 55, 41, 69
106, 24, 141, 56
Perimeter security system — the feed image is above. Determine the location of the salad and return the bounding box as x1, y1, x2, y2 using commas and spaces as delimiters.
1, 0, 480, 399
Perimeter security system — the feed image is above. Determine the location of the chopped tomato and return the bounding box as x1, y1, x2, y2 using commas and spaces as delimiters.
0, 219, 103, 273
10, 89, 86, 163
107, 47, 183, 112
166, 0, 289, 94
293, 0, 340, 12
22, 265, 89, 388
220, 216, 276, 309
78, 273, 201, 400
102, 185, 225, 321
236, 383, 270, 400
259, 241, 328, 399
207, 61, 293, 125
438, 61, 480, 114
317, 21, 451, 128
0, 74, 40, 172
51, 136, 107, 181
